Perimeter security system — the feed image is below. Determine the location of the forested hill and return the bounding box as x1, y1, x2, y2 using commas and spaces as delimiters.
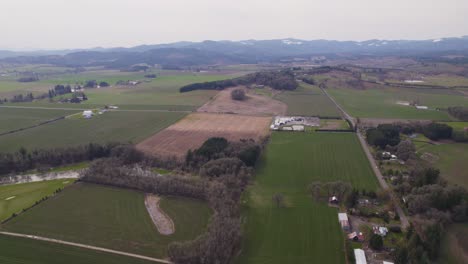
2, 37, 468, 68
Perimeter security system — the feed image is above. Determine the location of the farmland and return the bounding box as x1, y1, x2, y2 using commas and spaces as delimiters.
274, 84, 341, 117
2, 183, 212, 258
327, 86, 468, 120
137, 113, 271, 158
417, 142, 468, 189
0, 234, 157, 264
236, 132, 378, 264
0, 107, 77, 134
197, 87, 287, 116
0, 70, 245, 111
440, 223, 468, 264
0, 110, 185, 152
0, 179, 75, 222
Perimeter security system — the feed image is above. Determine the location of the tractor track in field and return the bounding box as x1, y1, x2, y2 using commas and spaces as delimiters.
0, 231, 172, 264
321, 88, 410, 230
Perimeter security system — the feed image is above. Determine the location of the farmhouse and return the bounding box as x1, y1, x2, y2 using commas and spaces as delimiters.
338, 213, 350, 231
373, 226, 388, 237
82, 110, 93, 119
354, 249, 367, 264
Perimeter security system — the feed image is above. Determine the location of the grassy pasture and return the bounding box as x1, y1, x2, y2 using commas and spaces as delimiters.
0, 110, 185, 152
417, 142, 468, 189
328, 87, 468, 120
0, 179, 75, 222
442, 121, 468, 131
274, 84, 341, 117
2, 183, 212, 258
0, 234, 156, 264
0, 107, 77, 134
236, 132, 378, 264
439, 223, 468, 264
0, 69, 244, 111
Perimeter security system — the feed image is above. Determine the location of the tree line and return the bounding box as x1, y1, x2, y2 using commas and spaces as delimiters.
448, 106, 468, 121
80, 137, 266, 264
366, 122, 468, 146
179, 70, 298, 93
0, 143, 124, 176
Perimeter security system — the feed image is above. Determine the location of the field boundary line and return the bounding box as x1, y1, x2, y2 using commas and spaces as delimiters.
321, 87, 410, 230
0, 105, 192, 113
0, 231, 172, 264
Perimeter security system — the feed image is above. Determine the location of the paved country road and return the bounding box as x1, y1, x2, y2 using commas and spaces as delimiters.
0, 231, 172, 264
321, 88, 410, 230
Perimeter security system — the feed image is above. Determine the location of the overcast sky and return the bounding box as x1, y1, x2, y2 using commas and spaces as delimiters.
1, 0, 467, 50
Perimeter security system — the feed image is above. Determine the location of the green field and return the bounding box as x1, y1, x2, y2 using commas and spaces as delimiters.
274, 84, 341, 117
236, 132, 378, 264
328, 87, 468, 120
0, 179, 75, 222
439, 223, 468, 264
442, 122, 468, 131
2, 183, 212, 258
0, 110, 185, 152
0, 107, 77, 134
0, 234, 156, 264
417, 142, 468, 189
0, 69, 244, 111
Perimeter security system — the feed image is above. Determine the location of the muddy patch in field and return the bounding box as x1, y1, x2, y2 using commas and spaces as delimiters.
145, 194, 174, 235
421, 152, 439, 163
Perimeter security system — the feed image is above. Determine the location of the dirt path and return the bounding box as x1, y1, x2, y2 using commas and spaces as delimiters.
0, 231, 172, 264
321, 88, 410, 230
145, 195, 175, 235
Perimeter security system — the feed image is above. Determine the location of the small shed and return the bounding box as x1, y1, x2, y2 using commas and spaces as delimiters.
329, 196, 339, 204
354, 249, 367, 264
338, 213, 350, 231
415, 105, 428, 110
373, 226, 388, 237
82, 110, 93, 119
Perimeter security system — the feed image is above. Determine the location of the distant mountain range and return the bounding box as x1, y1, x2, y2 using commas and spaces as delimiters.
2, 37, 468, 68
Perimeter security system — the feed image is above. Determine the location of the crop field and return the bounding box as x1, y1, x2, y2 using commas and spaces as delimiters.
440, 223, 468, 264
0, 179, 75, 222
0, 110, 185, 152
0, 234, 156, 264
2, 183, 212, 258
235, 132, 378, 264
0, 107, 77, 134
417, 142, 468, 189
328, 87, 468, 120
137, 113, 272, 158
197, 87, 287, 116
0, 70, 244, 111
274, 84, 341, 117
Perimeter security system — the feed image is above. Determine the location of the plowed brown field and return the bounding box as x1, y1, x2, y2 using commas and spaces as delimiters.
197, 87, 286, 116
136, 113, 272, 158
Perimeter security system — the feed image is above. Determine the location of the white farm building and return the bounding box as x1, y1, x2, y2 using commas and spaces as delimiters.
82, 110, 93, 119
354, 249, 367, 264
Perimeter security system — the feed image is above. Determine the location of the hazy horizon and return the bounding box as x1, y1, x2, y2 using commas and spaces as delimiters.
2, 0, 467, 50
